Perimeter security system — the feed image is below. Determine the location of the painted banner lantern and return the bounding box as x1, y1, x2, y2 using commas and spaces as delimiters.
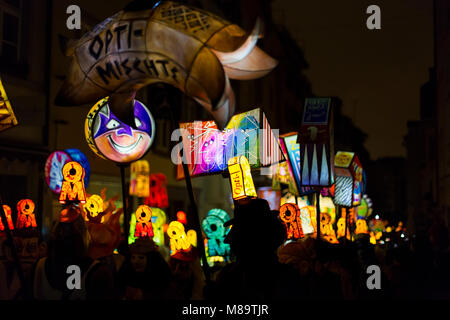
333, 151, 364, 207
134, 205, 154, 238
167, 221, 192, 255
16, 199, 37, 229
59, 161, 87, 204
54, 1, 277, 130
228, 155, 257, 201
202, 208, 231, 259
85, 97, 155, 163
129, 160, 150, 198
144, 173, 168, 208
176, 108, 283, 179
298, 98, 334, 187
0, 205, 14, 231
279, 203, 304, 240
0, 76, 18, 132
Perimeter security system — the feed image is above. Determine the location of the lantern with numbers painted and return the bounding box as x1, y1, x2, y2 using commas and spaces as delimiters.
228, 155, 257, 201
333, 151, 364, 207
59, 161, 87, 204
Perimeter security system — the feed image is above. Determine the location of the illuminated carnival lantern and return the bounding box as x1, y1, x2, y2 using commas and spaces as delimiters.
279, 203, 304, 240
227, 155, 257, 201
0, 76, 18, 132
202, 208, 231, 259
84, 194, 105, 223
167, 221, 192, 255
187, 230, 197, 247
134, 205, 154, 238
333, 151, 364, 207
257, 187, 281, 211
45, 150, 72, 194
177, 211, 187, 225
177, 108, 283, 179
59, 161, 87, 204
144, 173, 168, 208
298, 98, 335, 188
129, 160, 150, 198
45, 149, 90, 195
337, 217, 351, 240
150, 208, 167, 246
85, 97, 155, 164
0, 205, 14, 231
16, 199, 37, 229
299, 206, 315, 235
55, 2, 277, 131
319, 212, 338, 244
355, 219, 369, 235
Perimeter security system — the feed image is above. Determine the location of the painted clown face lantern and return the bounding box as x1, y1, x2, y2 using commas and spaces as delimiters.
86, 98, 155, 163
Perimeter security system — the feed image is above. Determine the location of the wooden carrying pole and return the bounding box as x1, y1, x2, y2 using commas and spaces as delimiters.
119, 164, 130, 258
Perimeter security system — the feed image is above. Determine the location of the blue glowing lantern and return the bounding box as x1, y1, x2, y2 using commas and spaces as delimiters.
202, 209, 231, 260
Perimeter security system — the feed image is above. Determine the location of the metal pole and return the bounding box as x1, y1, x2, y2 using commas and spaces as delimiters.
119, 164, 130, 258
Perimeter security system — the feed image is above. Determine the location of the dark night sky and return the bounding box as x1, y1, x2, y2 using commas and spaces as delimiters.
271, 0, 434, 160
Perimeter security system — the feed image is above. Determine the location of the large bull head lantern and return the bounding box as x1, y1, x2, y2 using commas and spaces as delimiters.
55, 1, 277, 129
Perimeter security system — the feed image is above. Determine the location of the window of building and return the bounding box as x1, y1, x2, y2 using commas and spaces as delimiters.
0, 0, 22, 63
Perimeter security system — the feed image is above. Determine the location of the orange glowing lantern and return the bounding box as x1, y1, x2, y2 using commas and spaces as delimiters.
16, 199, 37, 229
0, 205, 14, 231
336, 217, 351, 240
144, 174, 169, 208
319, 212, 338, 243
279, 203, 304, 240
177, 211, 187, 225
228, 156, 257, 201
134, 205, 154, 238
355, 219, 369, 235
167, 221, 191, 255
59, 161, 86, 204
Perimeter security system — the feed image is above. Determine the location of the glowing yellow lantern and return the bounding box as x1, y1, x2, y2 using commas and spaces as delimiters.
0, 76, 18, 132
187, 229, 197, 247
84, 194, 105, 223
279, 203, 304, 240
227, 156, 257, 200
320, 212, 338, 244
167, 221, 191, 255
336, 217, 351, 240
0, 205, 14, 231
134, 205, 154, 238
16, 199, 37, 229
59, 161, 86, 204
129, 160, 150, 198
355, 219, 369, 235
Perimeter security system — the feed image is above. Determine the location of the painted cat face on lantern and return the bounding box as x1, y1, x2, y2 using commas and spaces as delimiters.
90, 99, 155, 163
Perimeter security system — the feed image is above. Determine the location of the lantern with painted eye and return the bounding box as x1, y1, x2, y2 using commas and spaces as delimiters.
202, 208, 231, 259
16, 199, 37, 229
0, 205, 14, 231
298, 98, 334, 187
336, 217, 351, 240
228, 155, 257, 201
85, 97, 155, 163
134, 205, 154, 238
319, 211, 338, 243
355, 219, 369, 235
333, 151, 365, 207
129, 160, 150, 198
84, 194, 105, 223
59, 161, 86, 204
279, 203, 304, 240
167, 221, 191, 255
